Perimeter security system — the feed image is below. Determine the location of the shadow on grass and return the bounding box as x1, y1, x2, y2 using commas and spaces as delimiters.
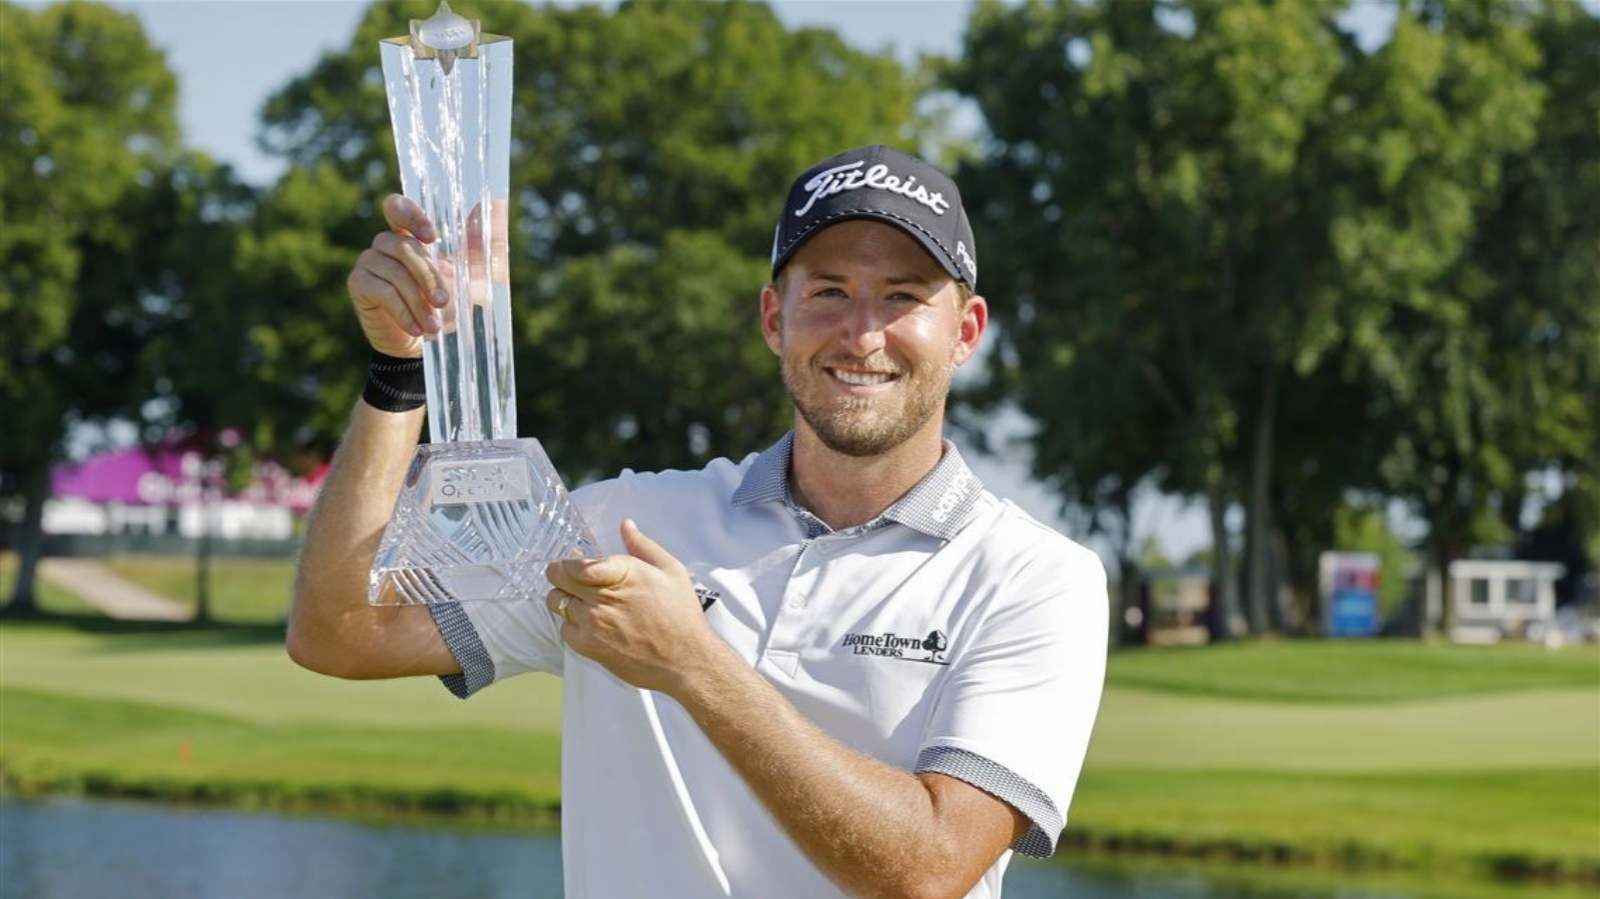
0, 605, 286, 651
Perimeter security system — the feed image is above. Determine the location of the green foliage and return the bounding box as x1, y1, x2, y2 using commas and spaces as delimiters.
1366, 1, 1598, 599
945, 0, 1589, 626
0, 0, 178, 472
252, 0, 921, 473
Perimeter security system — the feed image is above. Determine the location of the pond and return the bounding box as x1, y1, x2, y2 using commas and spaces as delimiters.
0, 797, 1570, 899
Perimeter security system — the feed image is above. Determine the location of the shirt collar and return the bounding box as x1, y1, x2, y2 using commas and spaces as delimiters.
731, 431, 985, 541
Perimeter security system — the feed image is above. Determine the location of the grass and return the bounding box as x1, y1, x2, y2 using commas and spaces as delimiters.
3, 678, 1592, 883
0, 551, 99, 616
1067, 767, 1599, 878
0, 616, 564, 733
1041, 854, 1600, 899
2, 582, 1598, 888
3, 551, 298, 624
102, 553, 297, 625
1106, 639, 1600, 703
0, 687, 561, 827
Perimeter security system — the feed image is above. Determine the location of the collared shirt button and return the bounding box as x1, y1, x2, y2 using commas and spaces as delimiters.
787, 595, 805, 610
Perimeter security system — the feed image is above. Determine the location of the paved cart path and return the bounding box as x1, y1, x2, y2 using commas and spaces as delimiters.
38, 559, 190, 621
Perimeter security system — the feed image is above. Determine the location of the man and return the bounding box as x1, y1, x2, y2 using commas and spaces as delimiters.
288, 145, 1107, 898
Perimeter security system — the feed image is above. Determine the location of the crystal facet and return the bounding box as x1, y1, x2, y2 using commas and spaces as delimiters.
370, 439, 599, 606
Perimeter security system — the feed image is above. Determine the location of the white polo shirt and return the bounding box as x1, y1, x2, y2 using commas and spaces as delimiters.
429, 433, 1108, 898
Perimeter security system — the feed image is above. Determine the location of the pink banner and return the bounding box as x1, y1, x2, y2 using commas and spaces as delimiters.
51, 443, 326, 513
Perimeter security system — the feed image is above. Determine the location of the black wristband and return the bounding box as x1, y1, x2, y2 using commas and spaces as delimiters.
363, 350, 427, 413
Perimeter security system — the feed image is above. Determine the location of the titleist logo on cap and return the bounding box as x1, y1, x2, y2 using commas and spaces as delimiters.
794, 161, 952, 218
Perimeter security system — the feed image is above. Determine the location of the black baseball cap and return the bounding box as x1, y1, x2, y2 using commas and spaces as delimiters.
771, 145, 978, 290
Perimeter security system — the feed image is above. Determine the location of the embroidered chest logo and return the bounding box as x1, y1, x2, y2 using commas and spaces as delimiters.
840, 629, 950, 666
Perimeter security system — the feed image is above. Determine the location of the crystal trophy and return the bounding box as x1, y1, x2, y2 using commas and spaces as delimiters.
369, 2, 598, 606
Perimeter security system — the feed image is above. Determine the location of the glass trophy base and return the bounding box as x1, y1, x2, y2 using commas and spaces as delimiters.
369, 438, 599, 606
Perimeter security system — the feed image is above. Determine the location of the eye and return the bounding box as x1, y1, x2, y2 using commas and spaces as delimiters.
887, 292, 923, 304
812, 286, 849, 299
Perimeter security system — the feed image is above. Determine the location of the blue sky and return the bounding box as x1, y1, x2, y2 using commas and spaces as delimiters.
107, 1, 988, 186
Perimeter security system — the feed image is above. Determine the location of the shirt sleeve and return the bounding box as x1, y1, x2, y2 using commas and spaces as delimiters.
913, 542, 1108, 857
433, 476, 627, 698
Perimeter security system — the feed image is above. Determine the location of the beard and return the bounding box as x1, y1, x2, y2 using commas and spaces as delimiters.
779, 340, 956, 458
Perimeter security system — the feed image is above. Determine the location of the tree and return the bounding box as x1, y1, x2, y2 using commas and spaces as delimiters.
131, 153, 266, 622
946, 0, 1345, 634
1363, 1, 1593, 634
251, 0, 923, 480
0, 1, 178, 611
946, 0, 1547, 635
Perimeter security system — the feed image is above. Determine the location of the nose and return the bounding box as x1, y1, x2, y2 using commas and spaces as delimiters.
838, 297, 887, 357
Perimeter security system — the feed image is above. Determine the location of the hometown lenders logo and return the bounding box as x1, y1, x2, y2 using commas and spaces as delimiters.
841, 629, 950, 666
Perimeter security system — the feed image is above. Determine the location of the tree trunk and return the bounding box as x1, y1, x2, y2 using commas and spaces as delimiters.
1427, 461, 1464, 640
1433, 538, 1457, 640
1205, 479, 1238, 640
194, 490, 212, 624
1243, 369, 1279, 633
1270, 527, 1295, 633
1117, 556, 1144, 646
1109, 489, 1138, 647
6, 465, 48, 614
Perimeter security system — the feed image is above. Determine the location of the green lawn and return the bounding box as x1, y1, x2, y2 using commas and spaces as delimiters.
1069, 767, 1599, 873
102, 554, 298, 625
4, 551, 299, 625
2, 595, 1597, 886
1106, 639, 1600, 703
0, 552, 99, 616
0, 617, 563, 733
0, 687, 561, 824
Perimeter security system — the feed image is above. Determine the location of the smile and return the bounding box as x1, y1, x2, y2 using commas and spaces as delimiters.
824, 367, 901, 392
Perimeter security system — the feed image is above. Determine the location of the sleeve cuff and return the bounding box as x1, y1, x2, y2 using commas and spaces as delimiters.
915, 745, 1064, 858
428, 601, 496, 699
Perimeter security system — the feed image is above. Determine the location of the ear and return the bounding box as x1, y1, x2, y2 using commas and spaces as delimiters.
952, 293, 988, 367
760, 283, 783, 356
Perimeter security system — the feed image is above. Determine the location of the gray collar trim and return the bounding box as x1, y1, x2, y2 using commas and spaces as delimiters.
731, 431, 984, 541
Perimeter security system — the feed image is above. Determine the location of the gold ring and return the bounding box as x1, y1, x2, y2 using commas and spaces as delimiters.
556, 593, 571, 621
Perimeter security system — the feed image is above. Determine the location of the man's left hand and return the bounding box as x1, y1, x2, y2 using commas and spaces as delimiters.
545, 519, 719, 695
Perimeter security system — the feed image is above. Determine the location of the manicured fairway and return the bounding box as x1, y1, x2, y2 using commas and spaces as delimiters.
1106, 638, 1600, 702
0, 618, 562, 733
1091, 686, 1598, 770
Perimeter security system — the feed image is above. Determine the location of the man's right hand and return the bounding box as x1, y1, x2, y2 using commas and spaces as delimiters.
347, 194, 451, 358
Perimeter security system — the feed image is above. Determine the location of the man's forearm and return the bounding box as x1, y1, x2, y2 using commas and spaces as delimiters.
668, 641, 979, 899
286, 398, 439, 676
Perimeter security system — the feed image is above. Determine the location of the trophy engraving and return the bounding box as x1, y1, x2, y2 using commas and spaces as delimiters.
369, 3, 599, 606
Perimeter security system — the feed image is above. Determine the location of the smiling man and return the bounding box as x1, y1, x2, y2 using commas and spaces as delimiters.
289, 145, 1108, 899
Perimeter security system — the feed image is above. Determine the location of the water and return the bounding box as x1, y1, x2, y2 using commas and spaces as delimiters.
0, 797, 1557, 899
1, 798, 561, 899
